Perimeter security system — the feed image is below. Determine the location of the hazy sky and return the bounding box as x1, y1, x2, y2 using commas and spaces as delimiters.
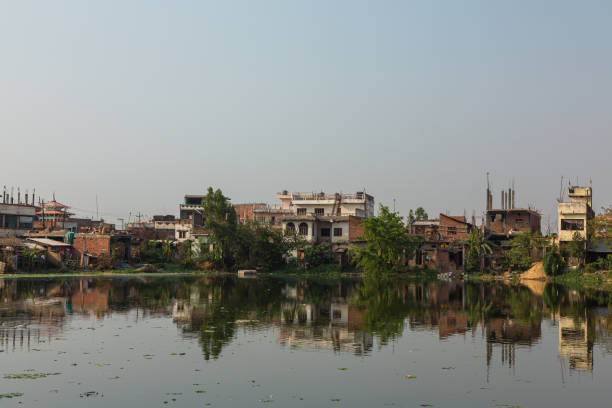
2, 1, 611, 230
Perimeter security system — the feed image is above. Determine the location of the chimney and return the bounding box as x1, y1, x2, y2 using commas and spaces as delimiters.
32, 189, 35, 206
512, 188, 515, 209
501, 191, 504, 209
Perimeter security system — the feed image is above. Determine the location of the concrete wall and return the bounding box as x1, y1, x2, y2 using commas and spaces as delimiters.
558, 202, 588, 242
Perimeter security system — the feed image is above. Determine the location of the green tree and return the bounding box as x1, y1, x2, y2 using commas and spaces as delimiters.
414, 206, 428, 221
408, 209, 415, 224
566, 231, 586, 267
504, 232, 548, 272
464, 230, 494, 273
352, 205, 423, 275
303, 244, 333, 268
543, 245, 565, 276
202, 187, 238, 269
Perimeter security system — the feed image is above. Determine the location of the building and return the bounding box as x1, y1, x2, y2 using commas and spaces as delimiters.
180, 195, 206, 226
277, 191, 373, 264
0, 203, 36, 237
407, 214, 474, 272
439, 214, 475, 241
277, 191, 374, 218
485, 185, 541, 240
252, 205, 293, 226
234, 203, 268, 224
36, 196, 74, 229
72, 233, 133, 268
557, 186, 594, 244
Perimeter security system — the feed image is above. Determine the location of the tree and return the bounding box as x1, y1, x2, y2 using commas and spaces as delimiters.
464, 229, 494, 273
352, 205, 423, 275
566, 232, 586, 267
505, 232, 549, 272
543, 245, 565, 276
414, 207, 428, 221
303, 244, 333, 268
202, 187, 238, 269
587, 205, 612, 249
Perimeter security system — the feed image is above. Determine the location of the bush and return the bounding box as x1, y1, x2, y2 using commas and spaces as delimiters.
139, 241, 165, 264
543, 249, 565, 276
96, 253, 118, 271
505, 245, 532, 272
303, 244, 333, 268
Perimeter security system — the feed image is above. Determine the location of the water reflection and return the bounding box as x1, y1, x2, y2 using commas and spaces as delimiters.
1, 275, 612, 375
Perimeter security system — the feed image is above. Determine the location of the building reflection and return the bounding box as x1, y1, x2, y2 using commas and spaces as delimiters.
277, 283, 373, 355
558, 314, 593, 372
2, 275, 612, 375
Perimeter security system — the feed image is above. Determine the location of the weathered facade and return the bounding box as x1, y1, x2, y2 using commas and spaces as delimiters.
0, 203, 36, 237
278, 191, 374, 218
557, 186, 594, 243
485, 185, 541, 239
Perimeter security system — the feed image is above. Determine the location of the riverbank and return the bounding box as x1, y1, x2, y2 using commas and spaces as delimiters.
0, 263, 441, 281
463, 268, 612, 292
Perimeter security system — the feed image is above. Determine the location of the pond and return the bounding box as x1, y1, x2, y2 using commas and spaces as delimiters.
0, 274, 611, 407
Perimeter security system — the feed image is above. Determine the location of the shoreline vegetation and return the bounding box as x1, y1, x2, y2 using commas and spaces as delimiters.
3, 189, 611, 295
3, 263, 612, 294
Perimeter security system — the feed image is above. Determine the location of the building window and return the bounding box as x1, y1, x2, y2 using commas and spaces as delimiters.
321, 228, 331, 237
314, 208, 324, 216
561, 219, 584, 231
286, 222, 296, 233
297, 208, 307, 215
333, 228, 342, 237
447, 226, 457, 235
515, 218, 524, 228
298, 223, 309, 236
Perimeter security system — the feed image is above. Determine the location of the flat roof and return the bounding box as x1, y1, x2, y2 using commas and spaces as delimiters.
26, 238, 71, 247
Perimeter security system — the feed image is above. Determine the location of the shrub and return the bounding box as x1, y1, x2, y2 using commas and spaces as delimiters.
303, 244, 333, 268
543, 249, 565, 276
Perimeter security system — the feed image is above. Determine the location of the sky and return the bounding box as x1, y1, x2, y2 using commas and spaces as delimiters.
1, 0, 611, 230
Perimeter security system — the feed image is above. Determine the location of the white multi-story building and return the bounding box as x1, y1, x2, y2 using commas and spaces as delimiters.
277, 191, 374, 218
557, 186, 594, 243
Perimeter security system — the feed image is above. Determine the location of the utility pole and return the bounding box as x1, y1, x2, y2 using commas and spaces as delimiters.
393, 198, 396, 213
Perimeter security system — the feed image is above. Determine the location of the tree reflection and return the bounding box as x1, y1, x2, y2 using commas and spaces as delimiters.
354, 271, 418, 345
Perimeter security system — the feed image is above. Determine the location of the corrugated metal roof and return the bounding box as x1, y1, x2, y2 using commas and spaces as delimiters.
26, 238, 71, 247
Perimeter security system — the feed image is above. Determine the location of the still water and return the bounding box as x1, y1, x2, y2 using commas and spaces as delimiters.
0, 275, 611, 407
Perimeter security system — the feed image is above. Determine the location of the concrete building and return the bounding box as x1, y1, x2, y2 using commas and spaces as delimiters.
485, 185, 541, 239
277, 191, 374, 218
180, 195, 206, 226
557, 186, 594, 244
0, 203, 36, 237
252, 206, 293, 226
277, 191, 373, 264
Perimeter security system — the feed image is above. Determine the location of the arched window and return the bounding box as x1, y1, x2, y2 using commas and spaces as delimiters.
286, 222, 296, 233
298, 222, 308, 236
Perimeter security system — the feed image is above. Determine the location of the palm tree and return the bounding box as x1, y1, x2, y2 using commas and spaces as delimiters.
464, 230, 494, 273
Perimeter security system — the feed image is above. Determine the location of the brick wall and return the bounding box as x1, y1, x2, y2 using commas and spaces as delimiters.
348, 216, 365, 241
234, 203, 267, 223
72, 235, 111, 258
439, 215, 472, 241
